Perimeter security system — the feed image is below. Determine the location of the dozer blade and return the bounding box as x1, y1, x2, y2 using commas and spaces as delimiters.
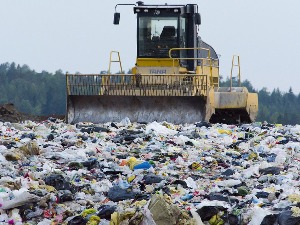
67, 95, 207, 124
66, 73, 212, 124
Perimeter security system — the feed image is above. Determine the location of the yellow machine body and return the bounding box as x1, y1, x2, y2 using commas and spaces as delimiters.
66, 51, 257, 124
66, 3, 258, 124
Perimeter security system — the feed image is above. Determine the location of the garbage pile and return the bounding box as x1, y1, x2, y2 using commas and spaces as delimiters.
0, 103, 64, 123
0, 103, 25, 123
1, 117, 300, 225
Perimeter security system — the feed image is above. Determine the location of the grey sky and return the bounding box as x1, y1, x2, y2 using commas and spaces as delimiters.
1, 0, 299, 93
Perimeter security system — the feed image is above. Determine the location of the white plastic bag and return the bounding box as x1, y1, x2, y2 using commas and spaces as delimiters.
140, 200, 157, 225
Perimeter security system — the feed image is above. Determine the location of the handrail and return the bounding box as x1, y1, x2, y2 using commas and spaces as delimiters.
66, 74, 208, 97
66, 72, 70, 96
108, 51, 123, 75
168, 47, 214, 84
230, 55, 241, 92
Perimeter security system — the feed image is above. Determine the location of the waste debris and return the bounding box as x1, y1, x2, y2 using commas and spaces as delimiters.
0, 117, 300, 224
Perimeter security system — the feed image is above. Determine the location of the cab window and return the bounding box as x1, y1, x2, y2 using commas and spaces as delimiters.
138, 16, 179, 58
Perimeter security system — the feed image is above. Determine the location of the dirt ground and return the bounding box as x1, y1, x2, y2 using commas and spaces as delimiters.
0, 103, 65, 123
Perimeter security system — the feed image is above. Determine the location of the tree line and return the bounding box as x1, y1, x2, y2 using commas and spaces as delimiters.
0, 62, 66, 115
0, 62, 299, 125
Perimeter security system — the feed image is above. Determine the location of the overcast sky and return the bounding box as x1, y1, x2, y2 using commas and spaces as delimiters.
1, 0, 299, 93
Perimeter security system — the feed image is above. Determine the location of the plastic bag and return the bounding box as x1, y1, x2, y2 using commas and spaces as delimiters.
140, 200, 157, 225
2, 192, 40, 210
277, 210, 300, 225
145, 122, 177, 136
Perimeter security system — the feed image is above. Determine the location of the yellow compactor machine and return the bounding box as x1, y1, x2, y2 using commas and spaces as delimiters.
66, 2, 258, 124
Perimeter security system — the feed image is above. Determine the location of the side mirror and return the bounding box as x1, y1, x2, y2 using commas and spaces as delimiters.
195, 13, 201, 25
113, 12, 120, 25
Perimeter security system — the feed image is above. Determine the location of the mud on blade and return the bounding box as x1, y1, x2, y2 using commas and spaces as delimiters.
67, 95, 207, 124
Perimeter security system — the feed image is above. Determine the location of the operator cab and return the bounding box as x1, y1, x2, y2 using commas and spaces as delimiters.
134, 3, 196, 59
114, 2, 218, 71
134, 2, 202, 70
135, 7, 183, 58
